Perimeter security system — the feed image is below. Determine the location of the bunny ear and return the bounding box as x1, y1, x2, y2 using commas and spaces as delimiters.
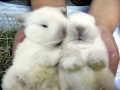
57, 7, 67, 14
16, 12, 32, 24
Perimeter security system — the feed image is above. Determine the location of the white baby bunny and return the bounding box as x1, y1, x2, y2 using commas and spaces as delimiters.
2, 7, 67, 90
58, 12, 117, 90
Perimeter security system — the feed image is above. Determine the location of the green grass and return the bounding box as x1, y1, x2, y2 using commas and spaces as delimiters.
0, 30, 17, 79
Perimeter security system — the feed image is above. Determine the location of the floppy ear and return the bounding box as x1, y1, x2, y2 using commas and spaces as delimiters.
57, 7, 67, 15
16, 12, 32, 24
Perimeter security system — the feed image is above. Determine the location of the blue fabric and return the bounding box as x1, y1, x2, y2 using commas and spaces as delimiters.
0, 1, 31, 12
67, 6, 89, 15
113, 24, 120, 90
116, 65, 120, 90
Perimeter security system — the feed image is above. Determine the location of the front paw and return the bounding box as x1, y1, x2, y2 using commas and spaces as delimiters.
60, 55, 84, 71
67, 62, 83, 72
35, 50, 63, 67
87, 50, 108, 71
55, 50, 63, 60
87, 60, 105, 71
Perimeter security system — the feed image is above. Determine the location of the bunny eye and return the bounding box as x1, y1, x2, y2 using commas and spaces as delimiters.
55, 41, 62, 47
41, 24, 48, 28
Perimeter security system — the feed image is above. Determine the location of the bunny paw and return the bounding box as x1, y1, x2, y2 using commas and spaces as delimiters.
87, 60, 105, 71
67, 62, 83, 71
87, 50, 107, 71
61, 56, 84, 71
35, 50, 62, 66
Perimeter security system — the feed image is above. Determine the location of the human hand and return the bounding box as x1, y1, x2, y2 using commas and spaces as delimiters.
97, 25, 119, 76
12, 27, 25, 56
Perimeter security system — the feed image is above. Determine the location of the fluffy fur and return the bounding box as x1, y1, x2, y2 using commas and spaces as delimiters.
58, 12, 117, 90
2, 7, 67, 90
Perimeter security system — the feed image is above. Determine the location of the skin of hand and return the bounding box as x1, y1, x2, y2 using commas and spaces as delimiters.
12, 27, 25, 55
98, 26, 119, 76
12, 0, 119, 76
89, 0, 120, 76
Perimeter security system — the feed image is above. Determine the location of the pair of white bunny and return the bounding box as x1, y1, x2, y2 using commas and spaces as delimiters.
2, 7, 117, 90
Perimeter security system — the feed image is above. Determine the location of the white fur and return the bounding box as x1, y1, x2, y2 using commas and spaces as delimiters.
2, 7, 67, 90
58, 12, 117, 90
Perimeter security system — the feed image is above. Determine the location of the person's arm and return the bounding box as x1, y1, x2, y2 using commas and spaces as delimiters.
12, 0, 66, 55
31, 0, 66, 10
89, 0, 120, 75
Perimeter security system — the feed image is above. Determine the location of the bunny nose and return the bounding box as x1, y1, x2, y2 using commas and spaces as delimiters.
75, 26, 85, 34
